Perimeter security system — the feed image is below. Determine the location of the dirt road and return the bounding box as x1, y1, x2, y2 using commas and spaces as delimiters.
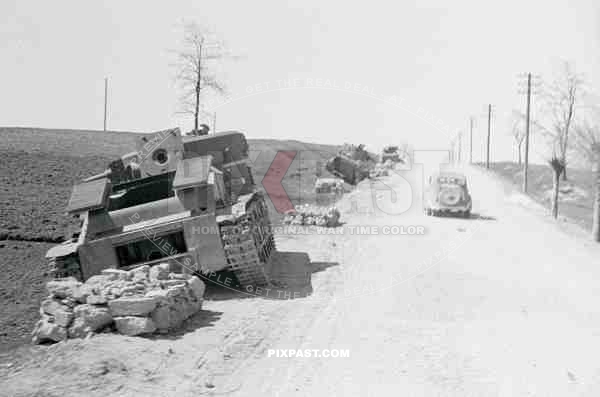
3, 165, 600, 396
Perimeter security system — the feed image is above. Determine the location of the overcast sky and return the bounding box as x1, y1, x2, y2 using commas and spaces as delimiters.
1, 0, 599, 162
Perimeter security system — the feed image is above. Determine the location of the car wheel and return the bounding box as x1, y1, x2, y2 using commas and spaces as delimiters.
463, 210, 471, 218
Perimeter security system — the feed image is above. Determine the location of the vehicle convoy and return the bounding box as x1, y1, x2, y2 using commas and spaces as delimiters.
45, 128, 276, 286
424, 171, 472, 217
325, 143, 374, 185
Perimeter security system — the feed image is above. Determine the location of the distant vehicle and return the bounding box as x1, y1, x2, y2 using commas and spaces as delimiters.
380, 145, 401, 163
325, 144, 374, 185
424, 171, 472, 217
314, 177, 344, 194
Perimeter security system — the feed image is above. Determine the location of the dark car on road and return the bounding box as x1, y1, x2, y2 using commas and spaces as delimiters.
424, 171, 472, 218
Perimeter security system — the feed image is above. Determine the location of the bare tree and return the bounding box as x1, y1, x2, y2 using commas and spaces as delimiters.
509, 112, 526, 165
174, 22, 228, 135
548, 155, 566, 219
574, 108, 600, 240
574, 116, 600, 165
536, 61, 585, 181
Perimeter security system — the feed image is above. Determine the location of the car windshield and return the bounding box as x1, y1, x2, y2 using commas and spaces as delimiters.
437, 176, 465, 185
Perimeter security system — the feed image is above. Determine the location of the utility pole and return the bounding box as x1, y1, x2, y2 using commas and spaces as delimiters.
469, 117, 474, 164
486, 104, 492, 169
523, 73, 532, 193
457, 132, 462, 163
103, 77, 108, 132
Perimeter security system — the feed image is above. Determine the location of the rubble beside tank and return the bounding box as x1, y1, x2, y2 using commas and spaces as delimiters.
32, 263, 206, 343
282, 204, 341, 227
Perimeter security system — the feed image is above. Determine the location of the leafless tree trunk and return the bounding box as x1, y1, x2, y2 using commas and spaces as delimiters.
536, 61, 584, 182
510, 112, 525, 165
549, 156, 565, 219
561, 87, 576, 181
194, 41, 202, 133
551, 169, 560, 218
174, 22, 228, 135
573, 110, 600, 240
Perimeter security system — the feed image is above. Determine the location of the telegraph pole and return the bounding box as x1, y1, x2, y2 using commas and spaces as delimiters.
523, 73, 532, 193
486, 104, 492, 169
469, 117, 474, 164
457, 132, 462, 163
103, 77, 108, 132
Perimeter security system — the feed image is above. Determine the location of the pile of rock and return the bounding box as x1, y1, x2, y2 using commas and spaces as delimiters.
314, 178, 344, 194
370, 160, 395, 177
32, 263, 206, 344
282, 204, 341, 227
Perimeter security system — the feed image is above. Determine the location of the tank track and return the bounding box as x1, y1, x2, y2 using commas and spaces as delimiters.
219, 193, 276, 287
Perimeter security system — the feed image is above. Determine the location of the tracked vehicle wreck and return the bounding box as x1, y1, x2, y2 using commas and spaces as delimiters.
46, 128, 276, 286
325, 143, 374, 185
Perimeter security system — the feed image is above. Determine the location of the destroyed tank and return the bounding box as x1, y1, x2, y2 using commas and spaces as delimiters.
325, 143, 373, 185
45, 128, 276, 287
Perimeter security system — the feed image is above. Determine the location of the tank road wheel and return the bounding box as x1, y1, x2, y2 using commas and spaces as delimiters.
48, 255, 83, 281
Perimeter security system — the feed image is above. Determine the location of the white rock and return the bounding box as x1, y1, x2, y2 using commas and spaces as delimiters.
149, 263, 171, 281
108, 296, 157, 317
68, 304, 113, 338
40, 298, 74, 327
129, 265, 150, 282
85, 274, 111, 286
46, 277, 81, 299
32, 320, 67, 344
168, 272, 191, 280
165, 285, 187, 299
161, 279, 187, 288
72, 284, 94, 304
187, 277, 206, 301
101, 269, 130, 281
114, 316, 157, 336
86, 294, 108, 305
151, 305, 171, 331
145, 288, 170, 303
